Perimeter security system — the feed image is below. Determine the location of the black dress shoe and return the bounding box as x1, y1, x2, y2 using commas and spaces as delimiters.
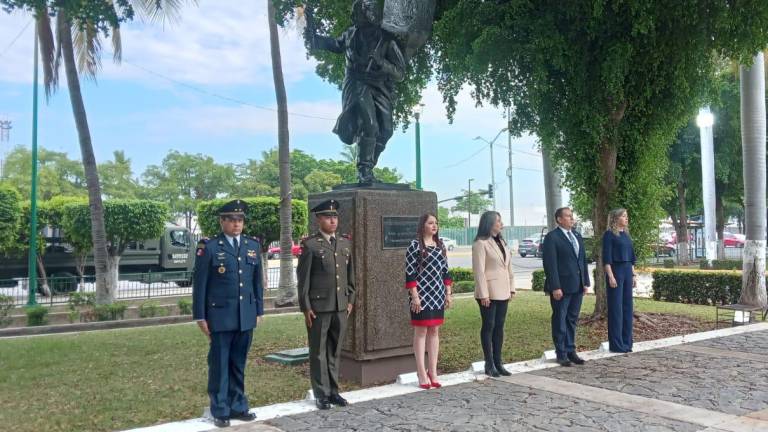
567, 352, 585, 365
495, 364, 512, 376
213, 417, 230, 428
230, 411, 257, 422
484, 362, 501, 377
315, 398, 332, 410
328, 394, 349, 406
556, 358, 572, 367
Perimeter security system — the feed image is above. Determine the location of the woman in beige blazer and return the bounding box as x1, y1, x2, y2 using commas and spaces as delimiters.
472, 211, 516, 377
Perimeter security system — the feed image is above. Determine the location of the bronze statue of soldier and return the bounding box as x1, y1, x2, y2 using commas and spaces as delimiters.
305, 0, 406, 184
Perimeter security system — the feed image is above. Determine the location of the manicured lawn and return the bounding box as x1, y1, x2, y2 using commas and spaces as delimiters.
0, 292, 716, 432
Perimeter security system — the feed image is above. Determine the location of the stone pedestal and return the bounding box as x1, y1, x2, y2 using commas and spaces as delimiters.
307, 187, 436, 385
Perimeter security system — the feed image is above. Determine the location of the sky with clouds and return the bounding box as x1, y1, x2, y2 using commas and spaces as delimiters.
0, 1, 565, 227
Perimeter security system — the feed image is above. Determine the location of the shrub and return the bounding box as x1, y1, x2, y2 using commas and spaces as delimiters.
651, 269, 748, 305
448, 267, 473, 282
178, 298, 193, 315
663, 259, 675, 268
93, 302, 127, 321
67, 310, 80, 323
532, 269, 546, 292
25, 305, 48, 326
139, 301, 168, 318
68, 292, 95, 309
0, 294, 14, 327
701, 260, 743, 270
452, 281, 474, 294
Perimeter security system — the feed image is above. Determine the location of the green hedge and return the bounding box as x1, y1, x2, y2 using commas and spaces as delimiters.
178, 298, 193, 315
26, 305, 48, 326
448, 267, 473, 282
197, 197, 308, 249
452, 280, 474, 294
700, 260, 743, 270
532, 269, 545, 291
652, 269, 746, 305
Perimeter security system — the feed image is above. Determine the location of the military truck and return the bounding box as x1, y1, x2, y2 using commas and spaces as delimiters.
0, 224, 195, 291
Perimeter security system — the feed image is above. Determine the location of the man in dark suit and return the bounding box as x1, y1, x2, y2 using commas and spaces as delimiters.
193, 199, 264, 428
297, 199, 356, 410
542, 207, 591, 367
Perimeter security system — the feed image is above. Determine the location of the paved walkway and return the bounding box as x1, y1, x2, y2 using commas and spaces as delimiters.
229, 327, 768, 432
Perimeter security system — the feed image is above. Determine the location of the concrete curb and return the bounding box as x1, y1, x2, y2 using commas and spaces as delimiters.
122, 321, 768, 432
0, 306, 301, 338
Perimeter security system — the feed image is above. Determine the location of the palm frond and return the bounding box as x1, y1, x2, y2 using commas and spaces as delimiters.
36, 11, 58, 99
111, 26, 122, 63
130, 0, 195, 25
72, 20, 102, 81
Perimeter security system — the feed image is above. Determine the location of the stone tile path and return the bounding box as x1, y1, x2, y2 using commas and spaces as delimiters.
232, 329, 768, 432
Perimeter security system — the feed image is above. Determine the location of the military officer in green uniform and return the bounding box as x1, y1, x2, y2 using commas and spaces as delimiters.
193, 200, 263, 428
297, 199, 356, 410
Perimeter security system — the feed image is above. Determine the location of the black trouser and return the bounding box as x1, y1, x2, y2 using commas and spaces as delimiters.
477, 299, 509, 367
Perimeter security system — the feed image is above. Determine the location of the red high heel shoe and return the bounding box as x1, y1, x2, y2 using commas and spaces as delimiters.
418, 382, 431, 390
427, 372, 442, 388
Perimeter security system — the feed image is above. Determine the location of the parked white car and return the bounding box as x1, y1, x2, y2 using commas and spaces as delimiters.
440, 237, 457, 251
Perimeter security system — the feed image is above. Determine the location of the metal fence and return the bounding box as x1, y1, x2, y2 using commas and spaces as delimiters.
0, 267, 292, 307
441, 226, 546, 246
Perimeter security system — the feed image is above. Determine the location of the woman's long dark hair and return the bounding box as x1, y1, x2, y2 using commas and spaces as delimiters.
475, 211, 505, 243
415, 213, 446, 274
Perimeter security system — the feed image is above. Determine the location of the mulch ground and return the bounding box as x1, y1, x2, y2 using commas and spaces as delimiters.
578, 313, 712, 351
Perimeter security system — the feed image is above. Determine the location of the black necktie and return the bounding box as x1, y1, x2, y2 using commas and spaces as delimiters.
233, 237, 239, 252
330, 236, 336, 250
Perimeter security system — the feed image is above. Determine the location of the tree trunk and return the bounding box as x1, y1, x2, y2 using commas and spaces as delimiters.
59, 15, 114, 304
542, 142, 562, 230
108, 254, 120, 295
739, 52, 767, 308
268, 0, 297, 306
675, 181, 690, 265
35, 254, 51, 297
592, 139, 618, 318
715, 192, 725, 260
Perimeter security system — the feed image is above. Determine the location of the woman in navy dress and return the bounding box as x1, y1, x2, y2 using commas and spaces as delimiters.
405, 213, 453, 389
602, 208, 637, 353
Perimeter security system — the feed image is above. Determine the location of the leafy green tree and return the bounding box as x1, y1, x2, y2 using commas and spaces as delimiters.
0, 185, 21, 256
452, 190, 492, 222
662, 122, 700, 265
437, 206, 466, 229
1, 146, 85, 200
99, 150, 142, 199
142, 150, 237, 229
60, 200, 170, 303
304, 170, 342, 194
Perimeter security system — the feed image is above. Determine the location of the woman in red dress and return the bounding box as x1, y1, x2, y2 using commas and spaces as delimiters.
405, 213, 453, 389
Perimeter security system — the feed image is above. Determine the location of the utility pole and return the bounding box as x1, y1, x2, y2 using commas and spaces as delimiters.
414, 103, 424, 189
0, 120, 10, 179
467, 178, 474, 229
474, 128, 507, 211
507, 107, 514, 226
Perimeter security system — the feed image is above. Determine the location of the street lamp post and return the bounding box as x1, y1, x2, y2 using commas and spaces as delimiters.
0, 120, 11, 179
474, 127, 508, 211
414, 103, 424, 189
507, 108, 515, 227
697, 107, 716, 264
28, 22, 40, 305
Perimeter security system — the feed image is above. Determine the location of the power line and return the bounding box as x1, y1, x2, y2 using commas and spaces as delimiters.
0, 19, 32, 59
443, 144, 488, 168
114, 54, 337, 121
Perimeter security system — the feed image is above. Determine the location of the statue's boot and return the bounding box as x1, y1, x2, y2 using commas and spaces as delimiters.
357, 138, 379, 184
373, 142, 386, 166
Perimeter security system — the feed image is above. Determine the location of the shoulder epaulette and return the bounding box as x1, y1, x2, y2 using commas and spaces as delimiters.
341, 233, 352, 240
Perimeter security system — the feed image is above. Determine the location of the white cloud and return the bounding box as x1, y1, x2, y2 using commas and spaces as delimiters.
0, 2, 316, 86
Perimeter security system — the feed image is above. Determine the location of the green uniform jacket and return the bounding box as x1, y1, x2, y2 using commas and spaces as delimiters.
297, 232, 356, 313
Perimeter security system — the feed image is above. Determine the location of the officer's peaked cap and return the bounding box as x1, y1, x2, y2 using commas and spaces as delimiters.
312, 199, 340, 216
219, 199, 248, 216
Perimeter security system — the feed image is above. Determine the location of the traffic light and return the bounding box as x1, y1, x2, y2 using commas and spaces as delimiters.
488, 183, 494, 199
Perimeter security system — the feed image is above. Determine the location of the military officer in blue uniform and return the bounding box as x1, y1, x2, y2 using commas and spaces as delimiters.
193, 199, 264, 428
297, 199, 356, 410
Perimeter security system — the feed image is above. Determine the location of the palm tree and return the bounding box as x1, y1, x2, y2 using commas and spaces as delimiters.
340, 144, 359, 164
268, 0, 297, 306
738, 52, 767, 308
29, 1, 190, 303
